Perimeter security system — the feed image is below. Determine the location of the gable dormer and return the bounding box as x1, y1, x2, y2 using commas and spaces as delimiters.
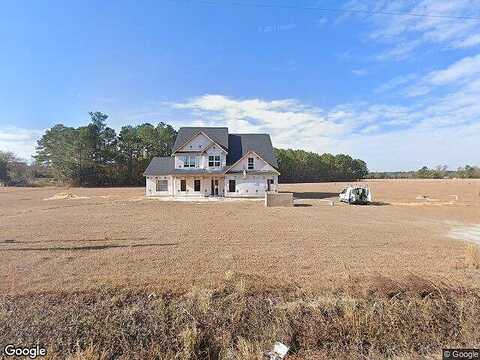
173, 130, 228, 169
172, 127, 229, 154
227, 151, 278, 172
203, 142, 227, 168
175, 132, 212, 153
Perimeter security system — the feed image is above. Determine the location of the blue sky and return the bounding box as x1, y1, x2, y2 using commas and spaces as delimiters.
1, 0, 479, 171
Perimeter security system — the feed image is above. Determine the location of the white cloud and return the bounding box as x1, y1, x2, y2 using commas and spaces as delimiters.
174, 95, 341, 133
374, 73, 417, 94
173, 73, 480, 170
0, 132, 33, 142
428, 54, 480, 85
457, 33, 480, 48
174, 95, 352, 151
376, 40, 423, 61
0, 128, 44, 161
338, 120, 480, 171
405, 54, 480, 96
343, 0, 480, 60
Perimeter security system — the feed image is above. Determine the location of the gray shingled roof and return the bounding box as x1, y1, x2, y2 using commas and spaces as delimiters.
143, 157, 174, 176
143, 157, 228, 176
226, 134, 278, 168
172, 168, 227, 175
172, 127, 228, 153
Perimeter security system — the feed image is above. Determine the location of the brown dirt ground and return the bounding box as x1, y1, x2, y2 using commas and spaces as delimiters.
1, 179, 479, 294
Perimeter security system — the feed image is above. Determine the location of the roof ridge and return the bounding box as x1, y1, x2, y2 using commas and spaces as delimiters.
172, 127, 229, 153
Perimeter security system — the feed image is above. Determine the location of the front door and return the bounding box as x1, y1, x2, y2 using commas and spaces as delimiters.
211, 178, 219, 196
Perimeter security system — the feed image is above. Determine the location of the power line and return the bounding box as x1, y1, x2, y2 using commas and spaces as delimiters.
168, 0, 480, 21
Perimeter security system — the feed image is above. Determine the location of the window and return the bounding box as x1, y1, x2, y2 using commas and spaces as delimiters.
194, 179, 201, 192
180, 179, 186, 191
183, 155, 197, 168
228, 179, 236, 193
156, 179, 168, 192
248, 157, 254, 170
208, 155, 221, 167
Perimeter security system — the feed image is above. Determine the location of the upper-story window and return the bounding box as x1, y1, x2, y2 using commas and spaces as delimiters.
183, 155, 197, 168
248, 157, 254, 170
208, 155, 221, 167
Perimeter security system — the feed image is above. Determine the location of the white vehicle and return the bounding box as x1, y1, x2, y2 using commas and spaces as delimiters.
339, 186, 372, 205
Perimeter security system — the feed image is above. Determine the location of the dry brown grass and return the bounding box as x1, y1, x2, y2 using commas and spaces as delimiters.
1, 275, 479, 360
1, 180, 480, 294
2, 181, 480, 359
465, 244, 480, 269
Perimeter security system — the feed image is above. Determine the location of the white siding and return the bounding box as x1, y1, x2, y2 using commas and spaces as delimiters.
176, 133, 211, 152
229, 152, 276, 172
201, 178, 212, 196
224, 174, 278, 197
201, 146, 227, 169
146, 176, 174, 197
173, 177, 200, 196
146, 174, 277, 198
172, 176, 221, 197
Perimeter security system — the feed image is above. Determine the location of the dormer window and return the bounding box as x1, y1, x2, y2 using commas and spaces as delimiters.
183, 155, 197, 168
248, 157, 254, 170
208, 155, 221, 167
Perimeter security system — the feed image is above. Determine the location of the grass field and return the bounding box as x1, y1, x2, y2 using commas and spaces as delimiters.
1, 180, 480, 293
1, 180, 480, 359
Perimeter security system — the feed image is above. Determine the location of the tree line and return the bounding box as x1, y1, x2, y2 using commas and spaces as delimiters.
274, 148, 368, 183
0, 151, 50, 186
1, 112, 371, 186
367, 165, 480, 179
33, 112, 177, 186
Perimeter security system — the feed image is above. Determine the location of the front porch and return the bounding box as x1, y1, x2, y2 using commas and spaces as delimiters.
172, 175, 225, 197
147, 195, 264, 202
146, 173, 278, 198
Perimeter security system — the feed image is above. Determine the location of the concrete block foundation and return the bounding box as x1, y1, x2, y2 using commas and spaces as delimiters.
265, 192, 293, 207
